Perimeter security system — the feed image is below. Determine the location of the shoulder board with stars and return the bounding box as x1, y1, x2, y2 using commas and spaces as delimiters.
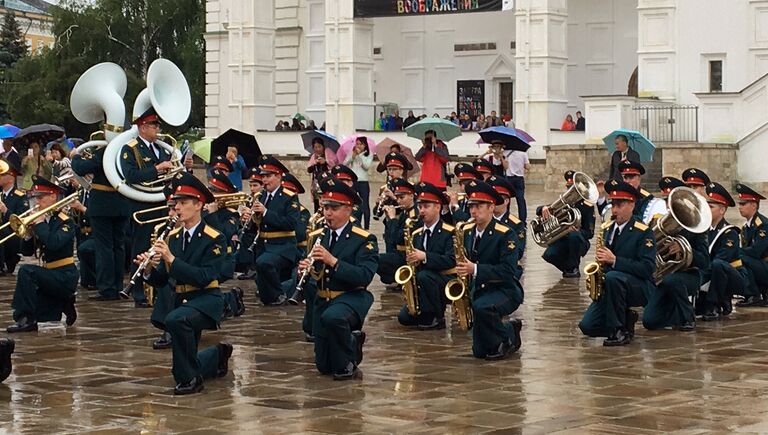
634, 221, 649, 231
203, 225, 221, 239
351, 226, 371, 238
127, 139, 138, 147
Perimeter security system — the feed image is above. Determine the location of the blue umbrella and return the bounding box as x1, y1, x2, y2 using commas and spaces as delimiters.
478, 126, 530, 152
301, 130, 340, 154
603, 129, 656, 162
0, 124, 20, 140
405, 117, 462, 142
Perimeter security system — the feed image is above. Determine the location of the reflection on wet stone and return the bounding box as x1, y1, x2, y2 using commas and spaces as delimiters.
2, 186, 768, 433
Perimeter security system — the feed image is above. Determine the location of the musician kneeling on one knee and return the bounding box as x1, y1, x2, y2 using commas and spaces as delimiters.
297, 179, 378, 381
136, 172, 233, 395
7, 176, 78, 333
456, 180, 523, 360
578, 180, 656, 347
397, 182, 456, 330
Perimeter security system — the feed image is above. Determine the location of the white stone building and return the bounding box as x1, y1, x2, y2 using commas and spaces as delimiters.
204, 0, 768, 186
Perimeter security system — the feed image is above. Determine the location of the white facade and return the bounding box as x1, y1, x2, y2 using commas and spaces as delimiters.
205, 0, 768, 181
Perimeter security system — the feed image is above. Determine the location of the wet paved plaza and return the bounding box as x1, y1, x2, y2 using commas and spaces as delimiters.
2, 187, 768, 434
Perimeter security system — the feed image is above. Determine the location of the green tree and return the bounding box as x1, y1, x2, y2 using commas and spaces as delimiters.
0, 12, 28, 69
1, 0, 205, 137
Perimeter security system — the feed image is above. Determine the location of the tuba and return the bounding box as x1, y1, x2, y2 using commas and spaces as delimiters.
444, 220, 474, 331
531, 172, 598, 246
395, 218, 420, 316
70, 59, 190, 203
652, 187, 711, 283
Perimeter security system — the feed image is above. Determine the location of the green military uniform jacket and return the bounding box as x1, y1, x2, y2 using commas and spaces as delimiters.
462, 219, 522, 301
120, 137, 172, 215
0, 187, 28, 245
411, 220, 456, 274
741, 212, 768, 261
384, 206, 418, 254
72, 147, 130, 216
147, 222, 226, 325
254, 186, 301, 262
600, 218, 656, 289
307, 222, 379, 322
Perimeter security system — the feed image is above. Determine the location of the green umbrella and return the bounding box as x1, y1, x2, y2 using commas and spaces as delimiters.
292, 112, 306, 121
405, 117, 462, 141
190, 138, 213, 162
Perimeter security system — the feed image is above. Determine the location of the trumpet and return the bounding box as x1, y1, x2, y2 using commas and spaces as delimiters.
0, 191, 82, 245
213, 192, 251, 209
132, 204, 171, 225
120, 215, 180, 299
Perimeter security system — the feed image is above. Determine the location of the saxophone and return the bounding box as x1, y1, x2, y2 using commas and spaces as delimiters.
395, 218, 420, 315
444, 220, 474, 331
583, 224, 606, 301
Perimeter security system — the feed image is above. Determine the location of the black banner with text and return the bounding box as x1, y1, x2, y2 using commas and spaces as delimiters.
354, 0, 505, 18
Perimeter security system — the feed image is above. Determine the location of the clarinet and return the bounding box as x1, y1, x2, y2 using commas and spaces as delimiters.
236, 193, 256, 246
288, 227, 326, 305
119, 216, 179, 299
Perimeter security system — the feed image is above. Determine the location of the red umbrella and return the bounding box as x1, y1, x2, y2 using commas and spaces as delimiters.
374, 138, 420, 178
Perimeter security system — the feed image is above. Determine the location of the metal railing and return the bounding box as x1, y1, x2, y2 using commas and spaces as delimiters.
632, 105, 698, 142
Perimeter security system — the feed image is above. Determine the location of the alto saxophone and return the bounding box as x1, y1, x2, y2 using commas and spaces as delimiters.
583, 225, 606, 301
395, 218, 420, 315
444, 220, 474, 331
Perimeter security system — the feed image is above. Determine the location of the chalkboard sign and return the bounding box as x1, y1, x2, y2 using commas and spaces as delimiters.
457, 80, 485, 119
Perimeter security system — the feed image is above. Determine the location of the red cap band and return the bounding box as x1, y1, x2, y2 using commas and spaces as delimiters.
174, 185, 206, 202
282, 180, 299, 193
335, 172, 354, 182
685, 177, 706, 186
418, 191, 442, 203
708, 192, 729, 205
321, 191, 354, 205
475, 166, 492, 174
250, 174, 263, 182
210, 177, 234, 193
31, 184, 59, 195
566, 179, 574, 186
468, 191, 495, 203
260, 164, 283, 174
395, 185, 414, 194
492, 185, 511, 197
609, 191, 636, 201
739, 192, 761, 202
386, 159, 404, 168
457, 172, 475, 181
134, 114, 159, 126
213, 162, 231, 172
620, 167, 641, 176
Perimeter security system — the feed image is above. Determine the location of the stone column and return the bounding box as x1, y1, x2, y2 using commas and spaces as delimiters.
204, 0, 276, 137
275, 0, 302, 121
514, 0, 568, 159
324, 0, 375, 135
637, 0, 678, 100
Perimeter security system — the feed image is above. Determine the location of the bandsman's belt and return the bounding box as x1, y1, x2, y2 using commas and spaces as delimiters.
90, 183, 116, 192
731, 259, 743, 268
175, 280, 219, 294
317, 289, 344, 300
261, 231, 296, 239
441, 268, 457, 275
44, 257, 74, 269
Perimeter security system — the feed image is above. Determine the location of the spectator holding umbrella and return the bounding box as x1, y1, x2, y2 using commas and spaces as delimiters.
0, 125, 21, 172
415, 130, 449, 189
307, 137, 338, 211
343, 136, 374, 229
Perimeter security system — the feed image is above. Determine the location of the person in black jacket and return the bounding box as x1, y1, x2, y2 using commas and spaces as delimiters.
608, 135, 640, 182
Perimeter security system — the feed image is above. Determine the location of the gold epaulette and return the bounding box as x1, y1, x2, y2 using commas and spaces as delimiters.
756, 216, 764, 227
203, 225, 221, 239
495, 222, 510, 234
601, 219, 614, 230
58, 212, 69, 221
13, 189, 24, 197
583, 200, 593, 207
463, 222, 476, 231
408, 209, 417, 218
442, 222, 455, 232
351, 226, 371, 238
127, 139, 138, 147
634, 221, 649, 231
168, 227, 182, 237
640, 189, 651, 198
284, 189, 296, 197
507, 214, 521, 225
226, 207, 237, 213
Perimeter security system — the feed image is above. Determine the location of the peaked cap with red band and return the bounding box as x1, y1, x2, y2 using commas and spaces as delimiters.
209, 169, 237, 193
384, 152, 412, 170
735, 183, 766, 202
258, 155, 289, 176
29, 175, 62, 196
487, 175, 516, 198
318, 178, 361, 206
453, 163, 482, 181
605, 179, 639, 202
472, 158, 494, 175
331, 164, 358, 183
682, 168, 710, 186
281, 172, 305, 194
658, 176, 685, 196
172, 172, 215, 204
706, 182, 736, 207
390, 178, 415, 195
465, 180, 504, 205
133, 107, 161, 126
415, 182, 448, 205
618, 160, 645, 176
211, 155, 234, 173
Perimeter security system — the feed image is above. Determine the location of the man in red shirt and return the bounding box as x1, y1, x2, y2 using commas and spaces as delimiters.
414, 130, 449, 189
